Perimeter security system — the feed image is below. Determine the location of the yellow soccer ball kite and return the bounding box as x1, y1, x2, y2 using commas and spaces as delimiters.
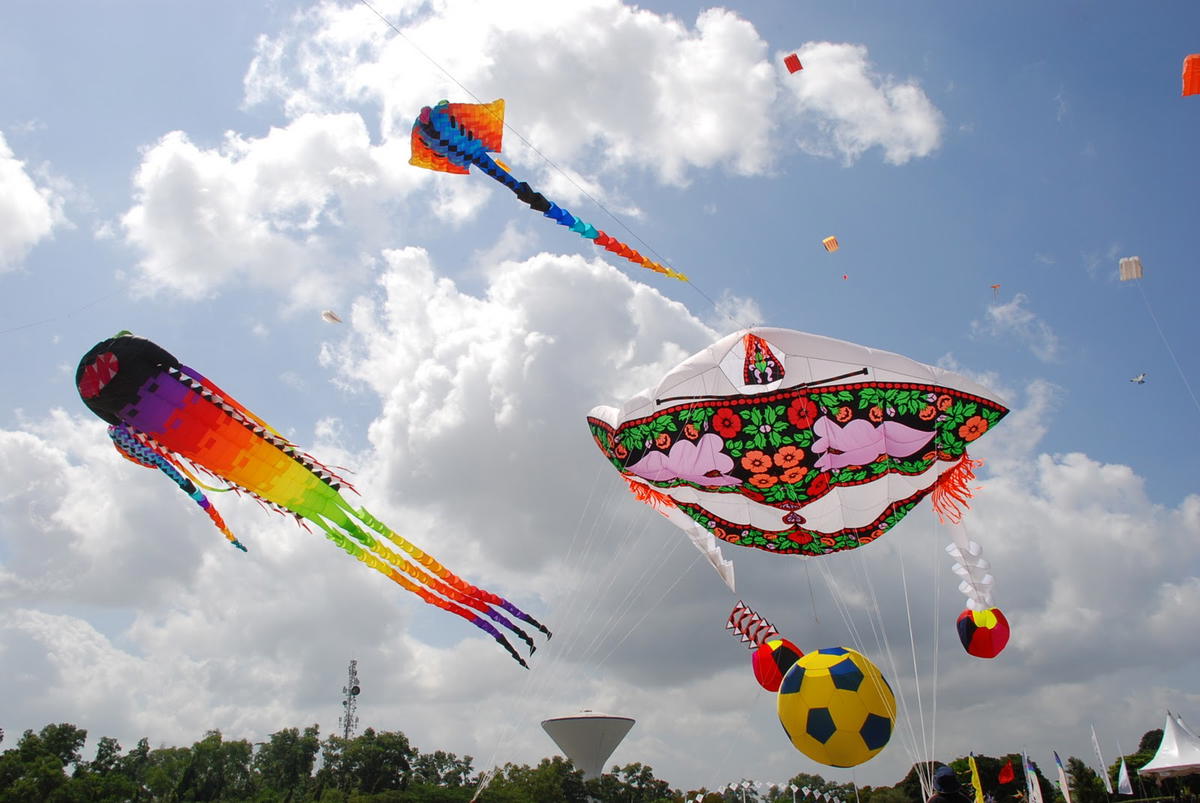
777, 647, 896, 767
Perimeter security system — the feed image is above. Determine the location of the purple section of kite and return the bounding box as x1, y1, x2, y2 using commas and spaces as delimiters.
627, 434, 741, 486
811, 417, 935, 471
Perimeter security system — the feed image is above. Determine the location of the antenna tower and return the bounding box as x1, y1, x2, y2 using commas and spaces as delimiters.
339, 659, 361, 740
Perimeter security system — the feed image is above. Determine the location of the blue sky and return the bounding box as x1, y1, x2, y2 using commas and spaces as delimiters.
2, 0, 1199, 795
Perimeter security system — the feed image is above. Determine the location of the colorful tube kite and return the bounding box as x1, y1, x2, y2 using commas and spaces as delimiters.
410, 99, 686, 282
77, 332, 550, 667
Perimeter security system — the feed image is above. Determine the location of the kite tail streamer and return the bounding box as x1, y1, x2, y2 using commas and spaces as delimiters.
726, 600, 780, 648
108, 425, 247, 552
410, 100, 687, 282
306, 513, 529, 669
355, 506, 552, 639
930, 453, 983, 523
622, 474, 678, 513
316, 502, 539, 654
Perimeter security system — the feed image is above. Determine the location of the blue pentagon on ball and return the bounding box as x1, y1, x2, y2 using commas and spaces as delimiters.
776, 646, 896, 767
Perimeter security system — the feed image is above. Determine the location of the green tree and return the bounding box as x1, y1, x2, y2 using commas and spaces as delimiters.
1063, 756, 1106, 803
253, 724, 321, 801
0, 723, 89, 803
172, 729, 255, 801
341, 728, 416, 795
485, 757, 586, 802
411, 749, 474, 788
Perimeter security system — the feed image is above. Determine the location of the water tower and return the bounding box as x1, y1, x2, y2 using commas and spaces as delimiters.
540, 710, 635, 779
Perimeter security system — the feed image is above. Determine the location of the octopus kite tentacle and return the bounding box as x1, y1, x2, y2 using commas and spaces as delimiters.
77, 332, 548, 667
109, 424, 247, 552
356, 507, 552, 640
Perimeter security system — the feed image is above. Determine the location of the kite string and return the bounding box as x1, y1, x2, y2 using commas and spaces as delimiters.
1135, 280, 1200, 415
356, 0, 742, 330
843, 553, 925, 786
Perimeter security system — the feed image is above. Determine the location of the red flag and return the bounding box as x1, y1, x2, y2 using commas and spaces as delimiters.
998, 759, 1015, 784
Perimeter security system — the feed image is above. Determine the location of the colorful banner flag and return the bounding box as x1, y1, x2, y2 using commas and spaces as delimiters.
1054, 752, 1073, 803
1025, 753, 1045, 803
968, 755, 986, 803
1091, 726, 1114, 794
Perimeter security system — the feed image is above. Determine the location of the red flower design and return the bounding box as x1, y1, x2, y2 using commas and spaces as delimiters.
792, 532, 814, 545
958, 415, 989, 442
918, 405, 937, 421
936, 394, 953, 411
712, 407, 742, 438
807, 472, 831, 497
835, 406, 853, 423
741, 450, 772, 473
781, 466, 808, 484
774, 445, 804, 468
614, 443, 628, 459
748, 473, 777, 489
655, 433, 672, 450
868, 405, 883, 423
683, 423, 699, 440
820, 536, 837, 547
787, 396, 819, 429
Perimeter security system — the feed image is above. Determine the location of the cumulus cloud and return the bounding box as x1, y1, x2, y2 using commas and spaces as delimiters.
973, 292, 1060, 362
119, 114, 414, 305
781, 42, 944, 165
0, 131, 67, 271
245, 1, 780, 186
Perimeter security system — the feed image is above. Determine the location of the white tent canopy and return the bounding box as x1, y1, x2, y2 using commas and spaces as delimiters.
1140, 711, 1200, 778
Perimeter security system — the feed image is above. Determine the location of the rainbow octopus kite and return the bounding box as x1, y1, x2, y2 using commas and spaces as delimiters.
77, 332, 549, 667
410, 99, 686, 282
588, 327, 1011, 657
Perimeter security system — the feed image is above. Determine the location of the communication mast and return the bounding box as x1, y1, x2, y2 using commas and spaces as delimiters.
339, 659, 361, 740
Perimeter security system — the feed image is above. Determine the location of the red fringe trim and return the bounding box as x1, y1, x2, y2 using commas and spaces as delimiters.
931, 453, 984, 524
623, 475, 678, 514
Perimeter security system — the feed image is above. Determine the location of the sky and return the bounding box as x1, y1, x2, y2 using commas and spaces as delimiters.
2, 0, 1199, 794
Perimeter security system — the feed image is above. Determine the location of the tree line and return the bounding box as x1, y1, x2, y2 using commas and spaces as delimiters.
0, 722, 1194, 802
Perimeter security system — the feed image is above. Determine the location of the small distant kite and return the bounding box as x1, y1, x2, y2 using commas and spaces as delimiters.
1119, 256, 1143, 281
321, 310, 343, 324
1183, 54, 1200, 97
784, 53, 803, 73
822, 236, 839, 252
990, 284, 1001, 300
1130, 373, 1147, 384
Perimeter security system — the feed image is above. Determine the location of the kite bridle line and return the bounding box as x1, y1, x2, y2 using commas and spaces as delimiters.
358, 0, 747, 331
654, 367, 870, 405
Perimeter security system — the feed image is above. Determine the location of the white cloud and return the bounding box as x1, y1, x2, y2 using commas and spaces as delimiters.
0, 131, 67, 271
120, 114, 413, 305
973, 292, 1060, 362
781, 42, 944, 165
245, 1, 781, 186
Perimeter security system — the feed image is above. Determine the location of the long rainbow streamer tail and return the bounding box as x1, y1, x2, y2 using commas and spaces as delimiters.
410, 99, 687, 282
